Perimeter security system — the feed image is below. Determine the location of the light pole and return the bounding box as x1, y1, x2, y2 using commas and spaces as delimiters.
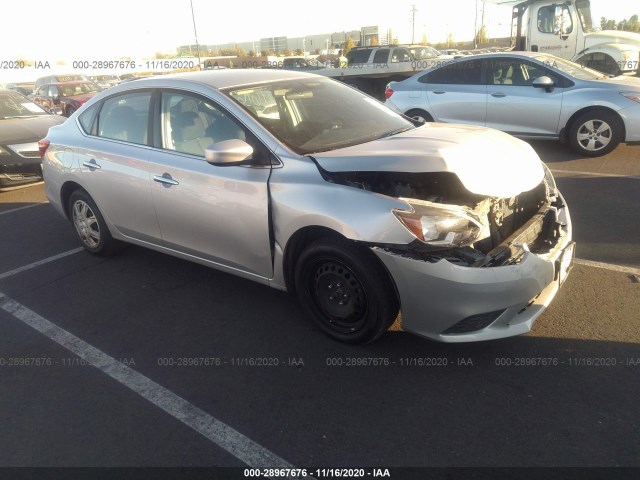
189, 0, 201, 69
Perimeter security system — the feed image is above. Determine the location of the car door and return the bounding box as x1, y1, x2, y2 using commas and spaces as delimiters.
424, 58, 486, 125
78, 90, 160, 242
147, 90, 273, 279
485, 57, 563, 136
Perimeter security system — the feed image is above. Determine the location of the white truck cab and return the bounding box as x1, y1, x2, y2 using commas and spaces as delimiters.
490, 0, 640, 75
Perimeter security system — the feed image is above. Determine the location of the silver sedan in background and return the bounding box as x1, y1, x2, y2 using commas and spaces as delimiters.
42, 70, 573, 344
385, 52, 640, 157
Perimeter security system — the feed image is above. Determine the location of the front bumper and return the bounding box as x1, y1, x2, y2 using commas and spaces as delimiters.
373, 196, 573, 342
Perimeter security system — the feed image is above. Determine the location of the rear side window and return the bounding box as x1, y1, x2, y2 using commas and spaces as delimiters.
78, 104, 99, 134
347, 49, 372, 64
425, 59, 482, 84
373, 49, 390, 63
96, 92, 151, 145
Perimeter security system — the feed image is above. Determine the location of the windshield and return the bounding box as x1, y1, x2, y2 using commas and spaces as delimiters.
535, 54, 605, 80
575, 0, 595, 33
0, 91, 49, 119
59, 82, 101, 96
224, 78, 413, 154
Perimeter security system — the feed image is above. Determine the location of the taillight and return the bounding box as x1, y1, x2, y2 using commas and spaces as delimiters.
385, 86, 394, 99
38, 138, 50, 159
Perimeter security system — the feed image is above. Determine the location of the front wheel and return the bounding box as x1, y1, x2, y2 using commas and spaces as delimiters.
66, 106, 76, 117
568, 110, 622, 157
68, 190, 119, 255
294, 237, 399, 344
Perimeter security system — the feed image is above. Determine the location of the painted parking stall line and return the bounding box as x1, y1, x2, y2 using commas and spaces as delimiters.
0, 247, 84, 281
0, 291, 298, 473
0, 202, 48, 216
574, 258, 640, 276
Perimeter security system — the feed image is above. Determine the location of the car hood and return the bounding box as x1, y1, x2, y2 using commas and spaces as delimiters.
0, 115, 66, 144
311, 123, 544, 198
584, 30, 640, 48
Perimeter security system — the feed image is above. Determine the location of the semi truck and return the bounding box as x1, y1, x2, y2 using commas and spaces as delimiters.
488, 0, 640, 75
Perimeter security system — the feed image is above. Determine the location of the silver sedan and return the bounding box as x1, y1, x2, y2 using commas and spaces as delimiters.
42, 69, 574, 344
385, 52, 640, 157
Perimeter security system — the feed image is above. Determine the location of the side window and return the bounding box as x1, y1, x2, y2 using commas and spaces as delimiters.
97, 91, 150, 145
47, 86, 59, 97
372, 49, 390, 63
427, 60, 482, 84
161, 92, 270, 165
391, 48, 411, 63
538, 6, 573, 34
488, 59, 561, 86
348, 49, 372, 64
78, 104, 99, 134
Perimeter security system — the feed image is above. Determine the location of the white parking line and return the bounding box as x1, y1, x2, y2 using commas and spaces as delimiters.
0, 248, 84, 281
550, 169, 640, 180
0, 292, 298, 471
0, 181, 44, 193
575, 258, 640, 276
0, 202, 48, 216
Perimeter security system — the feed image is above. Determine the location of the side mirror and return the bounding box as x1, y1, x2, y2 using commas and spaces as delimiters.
205, 139, 254, 165
532, 76, 555, 92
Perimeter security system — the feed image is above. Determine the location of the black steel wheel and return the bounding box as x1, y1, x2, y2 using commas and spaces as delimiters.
294, 236, 399, 344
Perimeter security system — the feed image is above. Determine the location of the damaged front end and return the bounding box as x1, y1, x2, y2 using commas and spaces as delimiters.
318, 165, 574, 342
320, 166, 568, 269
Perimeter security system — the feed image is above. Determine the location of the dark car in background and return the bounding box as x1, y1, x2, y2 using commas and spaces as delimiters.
0, 89, 65, 187
31, 81, 101, 117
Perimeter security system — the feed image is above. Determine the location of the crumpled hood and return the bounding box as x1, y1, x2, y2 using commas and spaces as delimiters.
312, 123, 544, 198
584, 30, 640, 48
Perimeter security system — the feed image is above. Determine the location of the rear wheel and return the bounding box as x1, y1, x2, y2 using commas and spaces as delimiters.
405, 108, 433, 123
568, 110, 622, 157
294, 236, 399, 344
66, 106, 76, 117
68, 190, 120, 255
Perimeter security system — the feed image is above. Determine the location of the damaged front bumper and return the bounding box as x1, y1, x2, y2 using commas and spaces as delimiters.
372, 194, 574, 342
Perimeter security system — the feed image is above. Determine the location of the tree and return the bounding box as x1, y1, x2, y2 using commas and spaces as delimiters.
370, 36, 379, 46
475, 25, 488, 46
283, 48, 292, 56
261, 49, 275, 56
342, 36, 356, 55
391, 37, 399, 45
294, 49, 304, 55
446, 33, 454, 47
248, 50, 256, 57
420, 33, 428, 46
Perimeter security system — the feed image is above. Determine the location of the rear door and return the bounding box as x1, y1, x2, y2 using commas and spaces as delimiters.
424, 58, 486, 125
78, 90, 160, 242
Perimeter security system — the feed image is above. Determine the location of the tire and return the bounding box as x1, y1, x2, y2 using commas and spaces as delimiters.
405, 108, 434, 123
66, 106, 76, 117
294, 236, 399, 344
568, 110, 622, 157
68, 189, 119, 255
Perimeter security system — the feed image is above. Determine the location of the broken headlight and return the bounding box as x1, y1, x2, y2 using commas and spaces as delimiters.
542, 163, 557, 199
393, 198, 484, 250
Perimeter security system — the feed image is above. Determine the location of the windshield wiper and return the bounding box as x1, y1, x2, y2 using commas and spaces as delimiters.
378, 126, 414, 139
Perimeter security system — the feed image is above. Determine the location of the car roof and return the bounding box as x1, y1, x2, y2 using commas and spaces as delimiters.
124, 69, 323, 90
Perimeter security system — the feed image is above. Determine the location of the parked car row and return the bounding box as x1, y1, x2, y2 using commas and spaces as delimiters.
385, 52, 640, 157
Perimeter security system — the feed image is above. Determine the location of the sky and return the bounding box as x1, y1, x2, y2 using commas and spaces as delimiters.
0, 0, 637, 73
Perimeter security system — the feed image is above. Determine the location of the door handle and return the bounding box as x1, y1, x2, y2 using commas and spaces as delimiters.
491, 92, 506, 98
153, 174, 179, 186
82, 159, 101, 169
433, 90, 446, 94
